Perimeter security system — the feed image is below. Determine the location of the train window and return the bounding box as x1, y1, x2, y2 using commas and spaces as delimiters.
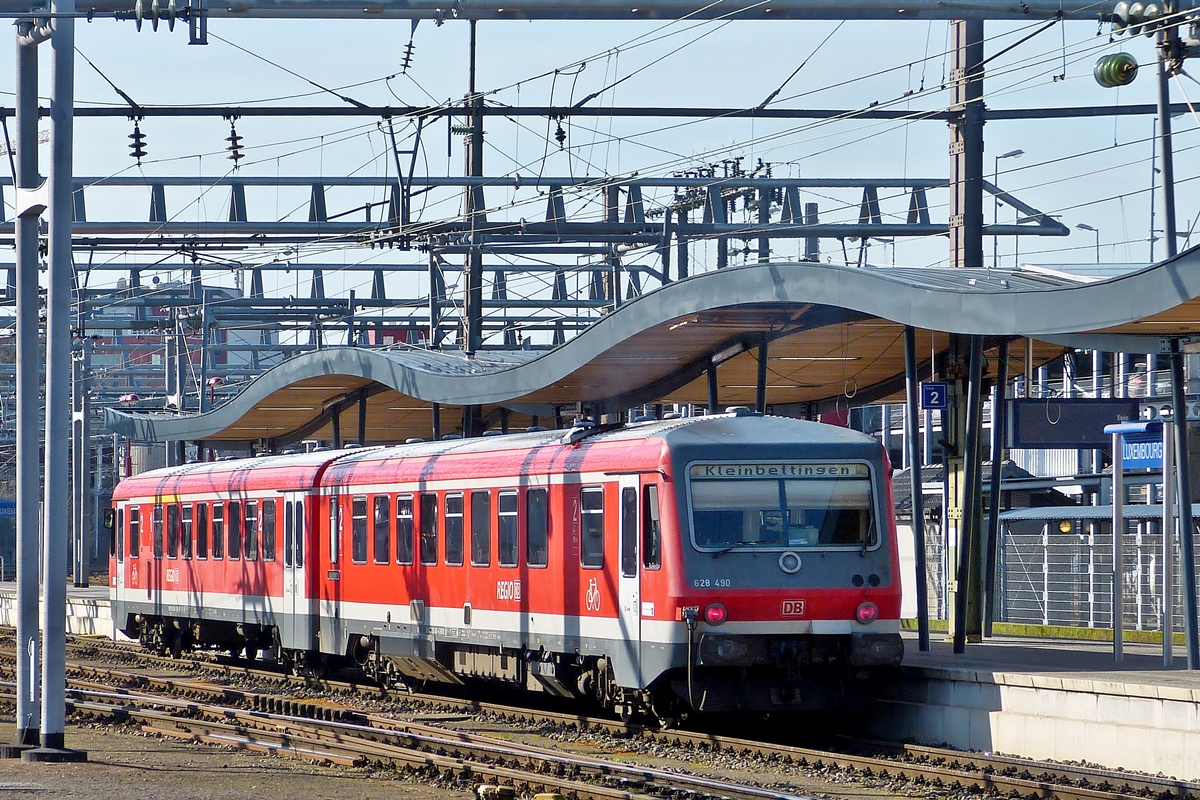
373, 495, 390, 565
526, 488, 549, 568
351, 496, 368, 564
329, 496, 339, 565
244, 501, 259, 561
181, 505, 193, 560
212, 504, 224, 559
294, 499, 304, 568
285, 501, 294, 568
129, 508, 141, 557
227, 501, 242, 560
396, 496, 414, 565
581, 486, 605, 569
261, 499, 276, 562
497, 490, 518, 567
115, 509, 124, 562
166, 504, 179, 559
470, 491, 491, 567
445, 493, 464, 566
419, 493, 438, 565
688, 465, 875, 551
196, 503, 209, 560
642, 485, 662, 570
152, 504, 164, 559
620, 487, 637, 577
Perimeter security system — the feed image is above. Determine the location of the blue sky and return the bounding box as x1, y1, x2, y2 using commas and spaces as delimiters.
0, 14, 1187, 333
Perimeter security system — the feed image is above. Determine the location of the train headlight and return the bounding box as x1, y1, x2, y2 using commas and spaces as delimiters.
854, 601, 879, 625
704, 602, 728, 625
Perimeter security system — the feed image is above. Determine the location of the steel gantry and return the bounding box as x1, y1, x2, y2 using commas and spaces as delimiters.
11, 0, 1200, 763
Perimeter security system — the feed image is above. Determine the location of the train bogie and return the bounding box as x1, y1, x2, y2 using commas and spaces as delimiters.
110, 412, 902, 722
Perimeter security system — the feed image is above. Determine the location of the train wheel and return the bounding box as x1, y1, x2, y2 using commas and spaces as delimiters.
650, 691, 685, 730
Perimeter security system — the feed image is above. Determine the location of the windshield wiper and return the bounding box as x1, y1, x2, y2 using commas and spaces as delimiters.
860, 518, 877, 556
710, 541, 759, 558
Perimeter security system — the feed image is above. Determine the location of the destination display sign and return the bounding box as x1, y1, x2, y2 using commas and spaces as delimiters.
690, 463, 869, 478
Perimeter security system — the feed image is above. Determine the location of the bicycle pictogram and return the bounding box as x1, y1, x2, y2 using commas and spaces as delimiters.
585, 577, 601, 612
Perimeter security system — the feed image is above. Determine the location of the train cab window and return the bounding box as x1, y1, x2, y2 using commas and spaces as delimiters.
129, 508, 141, 557
620, 487, 638, 577
526, 488, 549, 568
581, 486, 605, 569
642, 485, 662, 570
419, 493, 438, 565
166, 504, 179, 558
396, 496, 414, 565
445, 493, 464, 566
261, 499, 276, 562
497, 491, 518, 568
285, 501, 294, 567
244, 501, 259, 561
351, 496, 368, 564
152, 504, 164, 559
373, 495, 390, 565
329, 496, 340, 565
470, 491, 491, 567
181, 505, 193, 560
115, 509, 124, 562
227, 501, 242, 560
689, 465, 875, 551
212, 504, 225, 559
196, 503, 209, 560
293, 500, 305, 567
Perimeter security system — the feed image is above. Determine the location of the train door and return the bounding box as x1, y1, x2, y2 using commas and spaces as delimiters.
282, 494, 314, 650
112, 506, 125, 599
617, 475, 644, 687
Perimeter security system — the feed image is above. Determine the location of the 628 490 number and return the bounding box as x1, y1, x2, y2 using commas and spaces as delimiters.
692, 578, 732, 588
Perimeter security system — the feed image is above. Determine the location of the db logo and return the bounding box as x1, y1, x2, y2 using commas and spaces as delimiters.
781, 599, 806, 616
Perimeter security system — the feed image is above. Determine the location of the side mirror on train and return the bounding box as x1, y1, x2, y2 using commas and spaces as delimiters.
103, 509, 116, 530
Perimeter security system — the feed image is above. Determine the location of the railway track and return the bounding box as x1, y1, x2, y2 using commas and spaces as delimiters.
4, 634, 1197, 800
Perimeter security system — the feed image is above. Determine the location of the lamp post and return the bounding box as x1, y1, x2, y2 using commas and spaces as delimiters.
993, 149, 1024, 270
1077, 223, 1100, 263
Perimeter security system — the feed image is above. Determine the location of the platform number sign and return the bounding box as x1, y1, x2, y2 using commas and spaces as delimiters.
920, 381, 949, 411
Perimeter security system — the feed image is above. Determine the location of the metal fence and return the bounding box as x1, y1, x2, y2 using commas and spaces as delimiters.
916, 517, 1199, 632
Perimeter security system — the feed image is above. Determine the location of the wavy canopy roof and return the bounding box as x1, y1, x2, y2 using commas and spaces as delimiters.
105, 251, 1200, 447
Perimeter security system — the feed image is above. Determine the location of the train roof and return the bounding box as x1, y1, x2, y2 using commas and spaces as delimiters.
114, 413, 880, 500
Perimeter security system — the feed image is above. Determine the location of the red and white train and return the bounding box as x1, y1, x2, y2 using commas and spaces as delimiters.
109, 410, 903, 722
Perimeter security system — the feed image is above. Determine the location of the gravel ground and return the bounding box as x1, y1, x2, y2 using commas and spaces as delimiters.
0, 716, 474, 800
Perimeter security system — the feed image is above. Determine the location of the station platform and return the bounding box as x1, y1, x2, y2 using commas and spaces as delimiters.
867, 633, 1200, 780
0, 581, 114, 639
1, 583, 1196, 779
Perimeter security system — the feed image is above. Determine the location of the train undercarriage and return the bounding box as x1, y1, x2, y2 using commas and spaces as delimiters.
124, 613, 899, 726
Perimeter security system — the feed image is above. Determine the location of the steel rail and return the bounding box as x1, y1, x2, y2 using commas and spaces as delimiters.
41, 638, 1200, 800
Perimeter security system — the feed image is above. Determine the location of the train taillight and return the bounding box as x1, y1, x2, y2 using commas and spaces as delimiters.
854, 601, 879, 625
703, 603, 728, 625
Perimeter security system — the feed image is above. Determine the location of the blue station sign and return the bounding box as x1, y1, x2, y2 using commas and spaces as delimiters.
1121, 433, 1164, 470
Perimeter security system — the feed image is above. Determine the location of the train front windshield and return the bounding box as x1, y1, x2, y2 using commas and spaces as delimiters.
688, 462, 876, 551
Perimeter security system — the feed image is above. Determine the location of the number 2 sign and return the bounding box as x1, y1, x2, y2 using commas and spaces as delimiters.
920, 381, 949, 411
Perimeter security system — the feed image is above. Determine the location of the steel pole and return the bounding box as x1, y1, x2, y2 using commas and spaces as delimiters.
1112, 429, 1125, 664
1158, 31, 1179, 260
953, 334, 984, 654
903, 326, 930, 651
34, 0, 85, 759
1164, 418, 1175, 666
12, 24, 40, 753
1170, 338, 1200, 668
983, 340, 1009, 636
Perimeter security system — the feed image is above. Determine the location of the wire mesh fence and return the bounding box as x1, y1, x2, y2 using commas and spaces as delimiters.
916, 518, 1196, 633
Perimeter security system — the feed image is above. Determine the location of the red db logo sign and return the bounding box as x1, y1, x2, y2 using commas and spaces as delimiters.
781, 599, 806, 616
